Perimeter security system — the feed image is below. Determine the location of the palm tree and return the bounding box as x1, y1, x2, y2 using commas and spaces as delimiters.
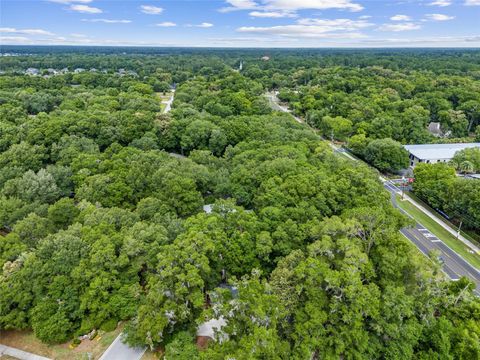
460, 160, 474, 174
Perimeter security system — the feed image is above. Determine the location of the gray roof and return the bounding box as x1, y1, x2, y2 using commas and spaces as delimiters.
404, 143, 480, 160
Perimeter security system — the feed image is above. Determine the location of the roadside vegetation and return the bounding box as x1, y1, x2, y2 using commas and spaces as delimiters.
395, 194, 480, 269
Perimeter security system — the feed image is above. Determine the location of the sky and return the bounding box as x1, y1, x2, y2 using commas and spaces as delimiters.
0, 0, 479, 47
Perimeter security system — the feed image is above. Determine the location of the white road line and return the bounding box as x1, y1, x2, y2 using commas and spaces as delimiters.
431, 240, 442, 243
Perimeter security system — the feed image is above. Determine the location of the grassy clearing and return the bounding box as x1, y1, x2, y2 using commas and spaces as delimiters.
0, 326, 123, 360
395, 194, 480, 270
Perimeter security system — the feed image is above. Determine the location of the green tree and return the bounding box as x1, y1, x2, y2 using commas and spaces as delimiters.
364, 138, 409, 172
47, 198, 80, 229
413, 163, 456, 209
452, 147, 480, 172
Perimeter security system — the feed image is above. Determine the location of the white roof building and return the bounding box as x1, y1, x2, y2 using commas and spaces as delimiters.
197, 317, 227, 341
25, 68, 39, 76
404, 143, 480, 168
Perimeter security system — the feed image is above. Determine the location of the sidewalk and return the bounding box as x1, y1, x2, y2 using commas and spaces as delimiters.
0, 344, 51, 360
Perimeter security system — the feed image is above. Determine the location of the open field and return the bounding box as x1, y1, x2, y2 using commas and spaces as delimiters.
396, 194, 480, 270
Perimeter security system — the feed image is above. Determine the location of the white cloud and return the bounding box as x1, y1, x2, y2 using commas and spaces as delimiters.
0, 36, 30, 42
220, 0, 363, 13
0, 27, 54, 35
81, 18, 131, 23
70, 33, 87, 38
424, 13, 455, 21
228, 0, 257, 8
428, 0, 452, 6
140, 5, 163, 14
249, 10, 297, 17
187, 22, 214, 28
156, 22, 177, 27
262, 0, 363, 12
47, 0, 92, 3
465, 0, 480, 5
237, 18, 372, 38
378, 22, 421, 31
390, 15, 411, 21
297, 18, 372, 28
220, 0, 257, 12
69, 4, 102, 13
238, 26, 366, 38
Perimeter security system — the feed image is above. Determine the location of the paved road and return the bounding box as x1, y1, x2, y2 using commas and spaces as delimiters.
162, 90, 175, 113
384, 181, 480, 295
0, 344, 51, 360
98, 333, 146, 360
265, 92, 303, 123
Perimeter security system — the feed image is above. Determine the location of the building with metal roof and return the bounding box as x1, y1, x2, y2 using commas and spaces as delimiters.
404, 143, 480, 168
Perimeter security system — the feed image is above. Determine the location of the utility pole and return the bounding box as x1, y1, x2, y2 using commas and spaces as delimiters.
456, 220, 463, 239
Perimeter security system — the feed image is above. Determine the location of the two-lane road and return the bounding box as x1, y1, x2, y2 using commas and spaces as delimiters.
384, 181, 480, 295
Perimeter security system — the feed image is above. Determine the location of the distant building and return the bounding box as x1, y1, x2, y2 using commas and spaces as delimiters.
25, 67, 39, 76
261, 56, 270, 61
126, 70, 138, 77
404, 143, 480, 168
427, 122, 444, 137
74, 68, 85, 73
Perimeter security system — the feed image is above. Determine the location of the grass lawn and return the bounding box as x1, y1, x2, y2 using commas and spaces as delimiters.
407, 192, 480, 245
0, 325, 123, 360
396, 194, 480, 270
141, 351, 161, 360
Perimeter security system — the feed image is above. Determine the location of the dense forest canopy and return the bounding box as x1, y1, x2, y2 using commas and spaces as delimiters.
0, 47, 479, 358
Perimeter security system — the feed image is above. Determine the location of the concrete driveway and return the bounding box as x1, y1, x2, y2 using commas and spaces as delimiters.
98, 333, 146, 360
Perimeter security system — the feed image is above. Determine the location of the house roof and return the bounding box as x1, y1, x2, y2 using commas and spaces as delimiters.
404, 143, 480, 161
197, 317, 227, 340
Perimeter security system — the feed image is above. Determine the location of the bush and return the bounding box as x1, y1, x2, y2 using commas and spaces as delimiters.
100, 318, 118, 332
